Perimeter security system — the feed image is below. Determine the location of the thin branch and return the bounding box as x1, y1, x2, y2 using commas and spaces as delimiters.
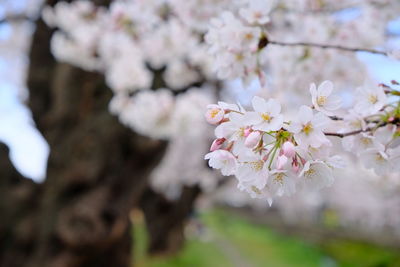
269, 40, 387, 56
0, 15, 33, 25
324, 123, 387, 138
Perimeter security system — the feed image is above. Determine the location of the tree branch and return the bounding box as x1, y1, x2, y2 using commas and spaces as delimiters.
269, 40, 387, 56
0, 14, 34, 24
324, 123, 388, 138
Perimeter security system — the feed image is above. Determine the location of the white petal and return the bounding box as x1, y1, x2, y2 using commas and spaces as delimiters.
298, 105, 313, 124
318, 80, 333, 96
252, 96, 267, 113
266, 98, 281, 116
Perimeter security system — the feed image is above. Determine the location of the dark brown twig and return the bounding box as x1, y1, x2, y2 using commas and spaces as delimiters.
269, 40, 387, 56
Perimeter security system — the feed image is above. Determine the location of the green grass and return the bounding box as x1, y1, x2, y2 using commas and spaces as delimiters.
132, 209, 400, 267
321, 240, 400, 267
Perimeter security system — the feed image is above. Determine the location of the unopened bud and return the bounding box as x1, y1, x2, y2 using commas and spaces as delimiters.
210, 138, 226, 151
276, 155, 288, 170
282, 141, 295, 158
245, 131, 261, 148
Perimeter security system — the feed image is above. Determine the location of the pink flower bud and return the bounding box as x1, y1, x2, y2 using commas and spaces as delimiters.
276, 155, 288, 170
205, 105, 224, 125
282, 141, 295, 158
244, 128, 252, 137
210, 138, 226, 152
245, 131, 261, 148
292, 160, 300, 173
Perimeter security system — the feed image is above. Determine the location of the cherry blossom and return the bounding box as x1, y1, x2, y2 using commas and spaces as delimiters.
310, 81, 342, 116
204, 150, 237, 176
288, 106, 330, 149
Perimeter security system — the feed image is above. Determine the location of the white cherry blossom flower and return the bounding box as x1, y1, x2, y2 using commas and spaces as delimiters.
288, 106, 330, 148
299, 160, 334, 191
204, 150, 237, 176
205, 104, 225, 125
310, 80, 342, 116
236, 153, 269, 197
354, 83, 387, 115
360, 149, 392, 176
246, 96, 284, 132
239, 0, 276, 25
267, 170, 296, 197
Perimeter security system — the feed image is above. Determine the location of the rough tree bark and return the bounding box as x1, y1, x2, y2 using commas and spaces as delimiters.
139, 186, 201, 256
1, 2, 167, 266
0, 0, 203, 266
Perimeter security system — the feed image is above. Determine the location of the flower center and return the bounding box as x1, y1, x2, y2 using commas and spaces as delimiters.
210, 109, 220, 118
254, 11, 262, 19
375, 154, 385, 162
350, 120, 362, 129
261, 113, 272, 122
302, 122, 313, 135
304, 168, 316, 179
251, 186, 262, 195
238, 127, 246, 137
250, 160, 264, 172
317, 96, 327, 106
360, 137, 372, 146
235, 53, 244, 61
368, 94, 378, 104
244, 33, 254, 41
273, 173, 285, 185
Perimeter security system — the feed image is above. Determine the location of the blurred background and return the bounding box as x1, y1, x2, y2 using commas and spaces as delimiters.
1, 0, 400, 267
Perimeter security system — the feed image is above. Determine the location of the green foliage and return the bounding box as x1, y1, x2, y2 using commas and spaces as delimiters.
322, 240, 400, 267
132, 209, 400, 267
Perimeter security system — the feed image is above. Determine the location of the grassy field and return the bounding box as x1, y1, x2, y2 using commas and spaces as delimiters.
132, 209, 400, 267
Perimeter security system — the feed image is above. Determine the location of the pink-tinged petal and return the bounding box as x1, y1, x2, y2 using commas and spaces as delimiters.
210, 138, 226, 151
292, 161, 300, 173
252, 96, 268, 113
318, 80, 333, 96
282, 141, 295, 158
205, 108, 224, 124
276, 155, 288, 170
245, 131, 261, 148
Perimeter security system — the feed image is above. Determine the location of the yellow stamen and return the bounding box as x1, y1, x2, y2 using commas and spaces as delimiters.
360, 137, 372, 146
210, 109, 220, 118
375, 154, 385, 162
273, 173, 285, 185
244, 33, 254, 41
304, 168, 316, 179
302, 122, 313, 135
317, 96, 327, 106
261, 113, 272, 122
250, 160, 264, 172
368, 94, 378, 104
251, 186, 262, 195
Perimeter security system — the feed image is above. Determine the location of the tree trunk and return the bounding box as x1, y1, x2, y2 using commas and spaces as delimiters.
0, 1, 203, 266
1, 7, 167, 267
139, 186, 201, 256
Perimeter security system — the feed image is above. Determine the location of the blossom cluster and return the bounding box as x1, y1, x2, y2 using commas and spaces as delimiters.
205, 80, 400, 204
205, 0, 274, 84
42, 0, 230, 139
205, 0, 400, 89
